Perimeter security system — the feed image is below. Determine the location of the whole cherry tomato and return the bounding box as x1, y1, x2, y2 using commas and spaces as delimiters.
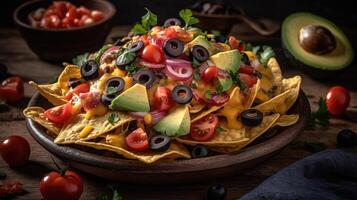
326, 86, 350, 116
228, 36, 239, 49
190, 114, 218, 142
125, 128, 149, 151
141, 44, 164, 64
202, 66, 218, 83
40, 170, 83, 200
0, 135, 30, 167
0, 76, 24, 104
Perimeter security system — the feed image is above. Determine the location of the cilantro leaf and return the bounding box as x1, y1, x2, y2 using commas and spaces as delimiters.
308, 97, 330, 129
72, 52, 89, 67
229, 70, 247, 91
131, 24, 147, 35
131, 8, 157, 35
216, 126, 228, 134
108, 113, 120, 124
116, 51, 136, 67
193, 70, 201, 81
179, 9, 199, 28
107, 86, 117, 94
192, 58, 201, 68
97, 184, 123, 200
125, 64, 140, 75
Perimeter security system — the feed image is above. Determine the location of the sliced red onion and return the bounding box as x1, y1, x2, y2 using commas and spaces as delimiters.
164, 64, 193, 81
250, 59, 260, 68
165, 58, 192, 68
139, 60, 166, 69
151, 110, 167, 124
198, 62, 209, 74
217, 69, 230, 79
210, 92, 229, 106
100, 46, 120, 64
193, 90, 206, 104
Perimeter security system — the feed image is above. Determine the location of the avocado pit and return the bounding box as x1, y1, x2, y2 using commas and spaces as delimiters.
299, 25, 336, 55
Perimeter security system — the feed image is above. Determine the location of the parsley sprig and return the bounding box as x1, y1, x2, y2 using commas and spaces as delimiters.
179, 9, 199, 28
96, 184, 122, 200
131, 8, 157, 35
308, 97, 330, 129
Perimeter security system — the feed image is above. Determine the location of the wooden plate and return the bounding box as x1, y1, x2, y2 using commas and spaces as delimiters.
25, 91, 310, 184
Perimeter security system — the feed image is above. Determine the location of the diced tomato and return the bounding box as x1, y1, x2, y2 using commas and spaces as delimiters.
239, 65, 255, 75
52, 1, 67, 18
90, 10, 104, 22
139, 35, 150, 46
76, 6, 91, 18
239, 73, 257, 88
65, 7, 77, 20
125, 128, 149, 151
163, 27, 178, 39
65, 83, 90, 100
150, 36, 166, 48
79, 92, 101, 110
44, 103, 73, 124
141, 44, 165, 64
228, 36, 239, 50
202, 66, 218, 83
190, 114, 218, 142
0, 76, 24, 104
152, 87, 174, 111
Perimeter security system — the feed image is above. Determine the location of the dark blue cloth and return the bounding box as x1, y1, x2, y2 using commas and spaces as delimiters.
240, 149, 357, 200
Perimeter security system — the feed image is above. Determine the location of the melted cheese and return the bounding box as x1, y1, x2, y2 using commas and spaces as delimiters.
97, 74, 113, 93
218, 87, 244, 129
79, 125, 93, 138
112, 68, 126, 77
85, 103, 108, 119
105, 134, 125, 147
122, 76, 133, 90
244, 51, 257, 60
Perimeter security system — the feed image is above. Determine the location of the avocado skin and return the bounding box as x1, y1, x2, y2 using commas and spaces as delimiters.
281, 40, 348, 80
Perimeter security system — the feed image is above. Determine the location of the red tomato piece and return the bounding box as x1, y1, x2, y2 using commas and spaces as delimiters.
65, 7, 77, 20
228, 36, 239, 49
0, 181, 24, 197
44, 103, 73, 125
79, 92, 101, 110
202, 66, 218, 82
125, 128, 149, 151
153, 86, 174, 111
190, 114, 218, 142
139, 35, 150, 46
76, 6, 91, 18
65, 83, 90, 100
53, 1, 67, 18
239, 73, 257, 88
141, 44, 164, 64
163, 27, 178, 39
40, 170, 83, 200
90, 10, 104, 22
326, 86, 350, 116
0, 135, 30, 167
0, 76, 24, 104
238, 65, 255, 75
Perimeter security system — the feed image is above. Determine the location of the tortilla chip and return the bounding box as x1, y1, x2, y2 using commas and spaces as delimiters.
54, 111, 133, 144
56, 65, 81, 95
267, 57, 282, 95
189, 104, 205, 114
75, 140, 190, 163
29, 81, 68, 106
244, 79, 260, 108
274, 114, 299, 127
210, 114, 280, 153
191, 106, 221, 123
23, 107, 60, 135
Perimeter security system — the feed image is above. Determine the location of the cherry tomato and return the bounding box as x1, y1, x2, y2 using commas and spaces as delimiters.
62, 17, 76, 28
0, 136, 30, 167
40, 170, 83, 200
139, 35, 150, 46
65, 83, 90, 100
190, 114, 218, 142
228, 36, 239, 50
90, 10, 104, 22
141, 44, 164, 64
0, 76, 24, 104
76, 6, 91, 18
239, 73, 257, 88
46, 15, 61, 28
125, 128, 149, 151
238, 65, 255, 74
153, 87, 174, 111
52, 1, 67, 18
44, 103, 73, 124
65, 7, 77, 20
163, 27, 178, 39
326, 86, 350, 116
202, 66, 218, 82
0, 181, 24, 197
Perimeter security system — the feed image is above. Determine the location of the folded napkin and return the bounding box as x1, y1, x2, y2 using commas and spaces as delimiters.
240, 149, 357, 200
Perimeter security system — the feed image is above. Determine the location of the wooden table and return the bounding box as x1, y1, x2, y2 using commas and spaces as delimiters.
0, 24, 356, 200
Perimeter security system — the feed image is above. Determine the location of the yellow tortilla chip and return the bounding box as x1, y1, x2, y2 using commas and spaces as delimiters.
244, 79, 260, 108
191, 106, 221, 123
23, 107, 60, 135
54, 111, 133, 144
267, 57, 282, 95
210, 114, 280, 153
189, 104, 205, 114
75, 140, 190, 164
56, 65, 81, 95
274, 114, 299, 127
29, 81, 68, 106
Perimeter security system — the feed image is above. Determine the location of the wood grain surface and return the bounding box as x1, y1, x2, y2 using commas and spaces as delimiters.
0, 24, 356, 200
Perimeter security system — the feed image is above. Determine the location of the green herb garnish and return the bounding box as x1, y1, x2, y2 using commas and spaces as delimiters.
179, 9, 199, 28
253, 45, 275, 66
216, 84, 223, 95
192, 58, 201, 68
116, 51, 136, 67
72, 52, 89, 67
108, 113, 120, 124
107, 86, 117, 94
308, 97, 330, 129
96, 184, 123, 200
193, 70, 201, 81
204, 90, 213, 99
229, 70, 247, 91
125, 64, 140, 76
216, 126, 227, 134
94, 44, 112, 64
131, 8, 157, 35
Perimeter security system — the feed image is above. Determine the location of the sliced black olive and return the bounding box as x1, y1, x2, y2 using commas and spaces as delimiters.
101, 93, 118, 106
150, 135, 171, 152
172, 85, 193, 104
337, 129, 357, 147
207, 184, 227, 200
241, 52, 249, 64
81, 60, 99, 81
164, 18, 182, 27
127, 41, 144, 53
105, 77, 125, 95
68, 79, 82, 89
163, 38, 184, 57
190, 45, 209, 62
191, 145, 209, 158
133, 70, 156, 88
240, 109, 263, 126
113, 36, 131, 46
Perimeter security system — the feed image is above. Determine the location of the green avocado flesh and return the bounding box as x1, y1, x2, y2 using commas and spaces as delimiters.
185, 35, 214, 55
282, 12, 354, 71
210, 50, 241, 72
154, 105, 190, 137
109, 84, 150, 112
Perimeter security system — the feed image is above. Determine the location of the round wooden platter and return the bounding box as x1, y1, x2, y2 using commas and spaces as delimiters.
25, 91, 310, 184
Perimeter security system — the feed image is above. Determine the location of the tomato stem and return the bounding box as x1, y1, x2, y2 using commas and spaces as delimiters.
51, 157, 67, 176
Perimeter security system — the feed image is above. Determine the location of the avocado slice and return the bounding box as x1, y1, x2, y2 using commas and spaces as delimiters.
109, 84, 150, 112
218, 76, 233, 92
154, 105, 190, 137
210, 49, 241, 72
185, 35, 214, 55
282, 12, 354, 79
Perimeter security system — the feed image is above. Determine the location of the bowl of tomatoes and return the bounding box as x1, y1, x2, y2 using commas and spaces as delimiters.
13, 0, 116, 62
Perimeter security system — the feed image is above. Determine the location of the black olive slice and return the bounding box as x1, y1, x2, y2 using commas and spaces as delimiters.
101, 93, 118, 106
190, 45, 209, 62
191, 145, 209, 158
240, 109, 263, 126
133, 70, 156, 88
172, 85, 193, 104
149, 135, 171, 152
81, 60, 99, 81
207, 184, 227, 200
163, 38, 184, 57
241, 52, 249, 64
164, 18, 182, 27
105, 77, 125, 95
127, 41, 144, 53
68, 79, 82, 89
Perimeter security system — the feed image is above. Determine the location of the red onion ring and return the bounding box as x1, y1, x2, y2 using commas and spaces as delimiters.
164, 64, 193, 81
139, 60, 166, 69
100, 46, 120, 64
165, 58, 192, 68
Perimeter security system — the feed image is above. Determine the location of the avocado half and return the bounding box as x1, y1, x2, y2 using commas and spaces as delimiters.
282, 12, 354, 79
